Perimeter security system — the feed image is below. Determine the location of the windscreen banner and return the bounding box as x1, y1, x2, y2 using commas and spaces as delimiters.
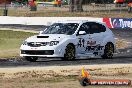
103, 18, 132, 29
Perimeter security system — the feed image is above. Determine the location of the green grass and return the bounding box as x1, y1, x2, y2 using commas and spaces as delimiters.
0, 30, 37, 58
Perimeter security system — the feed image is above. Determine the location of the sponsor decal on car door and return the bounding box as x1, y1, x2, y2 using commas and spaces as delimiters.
85, 22, 106, 55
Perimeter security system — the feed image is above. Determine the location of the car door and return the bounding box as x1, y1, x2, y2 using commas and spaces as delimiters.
76, 23, 90, 55
85, 22, 107, 55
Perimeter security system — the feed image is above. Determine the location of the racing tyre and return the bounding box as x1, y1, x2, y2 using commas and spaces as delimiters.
80, 77, 90, 86
63, 44, 75, 60
102, 43, 114, 59
24, 57, 38, 62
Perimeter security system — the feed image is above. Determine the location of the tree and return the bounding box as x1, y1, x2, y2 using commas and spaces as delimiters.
69, 0, 83, 12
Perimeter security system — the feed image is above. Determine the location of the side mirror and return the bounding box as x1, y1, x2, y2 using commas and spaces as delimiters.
39, 31, 43, 34
78, 31, 86, 35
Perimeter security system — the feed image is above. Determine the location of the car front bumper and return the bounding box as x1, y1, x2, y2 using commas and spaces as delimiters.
20, 45, 65, 57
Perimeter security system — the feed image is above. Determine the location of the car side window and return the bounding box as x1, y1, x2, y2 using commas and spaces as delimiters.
90, 22, 106, 34
78, 23, 90, 34
99, 24, 106, 32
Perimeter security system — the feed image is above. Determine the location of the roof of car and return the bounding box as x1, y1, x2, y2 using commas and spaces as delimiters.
56, 20, 105, 25
57, 20, 87, 23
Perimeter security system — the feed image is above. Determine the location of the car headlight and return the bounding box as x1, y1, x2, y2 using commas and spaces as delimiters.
22, 41, 28, 45
49, 41, 59, 46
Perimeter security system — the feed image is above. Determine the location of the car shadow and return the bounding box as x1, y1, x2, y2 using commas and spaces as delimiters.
0, 55, 132, 67
34, 55, 132, 65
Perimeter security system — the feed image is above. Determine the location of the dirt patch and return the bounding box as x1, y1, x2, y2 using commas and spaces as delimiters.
0, 64, 132, 88
116, 38, 129, 49
0, 80, 131, 88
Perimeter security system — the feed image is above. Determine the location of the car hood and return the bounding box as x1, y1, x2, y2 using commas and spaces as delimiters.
26, 34, 69, 42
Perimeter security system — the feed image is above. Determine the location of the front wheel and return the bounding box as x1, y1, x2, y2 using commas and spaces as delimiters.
102, 43, 114, 59
24, 57, 38, 62
62, 44, 75, 60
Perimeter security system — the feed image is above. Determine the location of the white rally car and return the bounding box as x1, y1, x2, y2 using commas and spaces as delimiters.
20, 20, 115, 62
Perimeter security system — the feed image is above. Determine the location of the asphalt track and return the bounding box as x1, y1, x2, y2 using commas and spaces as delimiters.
0, 26, 132, 67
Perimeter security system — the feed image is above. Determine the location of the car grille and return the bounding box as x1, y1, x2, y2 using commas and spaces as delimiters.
27, 42, 48, 47
21, 50, 54, 55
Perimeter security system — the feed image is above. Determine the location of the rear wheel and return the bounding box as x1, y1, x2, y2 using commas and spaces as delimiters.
24, 57, 38, 62
102, 43, 114, 59
62, 44, 75, 60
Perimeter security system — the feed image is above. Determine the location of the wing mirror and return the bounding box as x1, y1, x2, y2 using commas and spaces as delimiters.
78, 31, 86, 35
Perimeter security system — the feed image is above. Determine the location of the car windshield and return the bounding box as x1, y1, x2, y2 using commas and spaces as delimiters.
42, 23, 79, 35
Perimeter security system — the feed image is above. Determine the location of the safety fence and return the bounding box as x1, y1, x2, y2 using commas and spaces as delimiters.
0, 3, 129, 16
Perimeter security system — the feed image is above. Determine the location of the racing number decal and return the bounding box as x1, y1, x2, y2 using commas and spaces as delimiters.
77, 38, 85, 48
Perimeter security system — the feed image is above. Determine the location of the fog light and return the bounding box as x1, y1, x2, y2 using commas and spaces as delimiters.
21, 50, 26, 54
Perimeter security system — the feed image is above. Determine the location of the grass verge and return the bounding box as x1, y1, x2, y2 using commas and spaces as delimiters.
0, 8, 132, 17
0, 30, 37, 58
